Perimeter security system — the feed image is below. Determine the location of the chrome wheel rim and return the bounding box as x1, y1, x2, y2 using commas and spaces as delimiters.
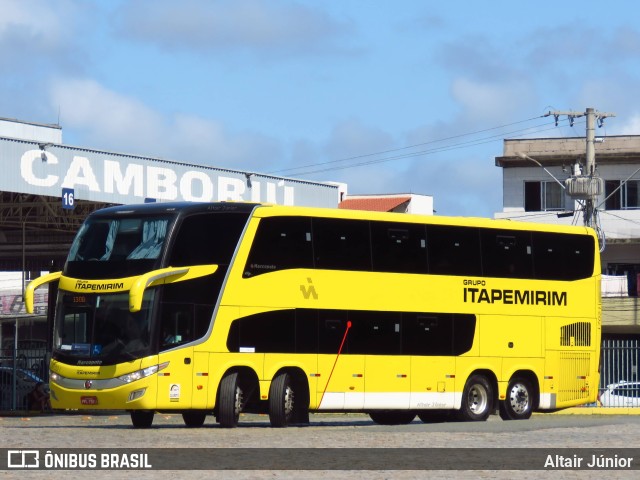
283, 386, 294, 417
508, 383, 529, 414
234, 386, 243, 416
467, 384, 488, 414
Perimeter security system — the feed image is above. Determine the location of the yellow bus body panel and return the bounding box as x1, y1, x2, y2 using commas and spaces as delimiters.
48, 205, 601, 416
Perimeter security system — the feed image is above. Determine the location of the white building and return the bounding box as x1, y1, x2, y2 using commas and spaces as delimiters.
494, 135, 640, 336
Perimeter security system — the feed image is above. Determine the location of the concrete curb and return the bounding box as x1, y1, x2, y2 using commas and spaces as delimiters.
539, 407, 640, 415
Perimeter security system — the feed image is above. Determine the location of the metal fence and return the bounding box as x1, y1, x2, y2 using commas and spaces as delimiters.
599, 339, 640, 407
0, 347, 49, 412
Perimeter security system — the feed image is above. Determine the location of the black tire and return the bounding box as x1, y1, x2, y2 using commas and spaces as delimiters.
130, 410, 154, 428
417, 410, 450, 423
457, 374, 493, 422
218, 371, 243, 428
269, 372, 295, 428
369, 411, 416, 425
182, 411, 207, 427
499, 377, 533, 420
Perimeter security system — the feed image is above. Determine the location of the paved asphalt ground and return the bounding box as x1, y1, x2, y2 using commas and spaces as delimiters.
1, 410, 640, 479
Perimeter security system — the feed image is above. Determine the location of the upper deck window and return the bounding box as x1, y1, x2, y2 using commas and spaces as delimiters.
65, 216, 172, 279
68, 217, 169, 262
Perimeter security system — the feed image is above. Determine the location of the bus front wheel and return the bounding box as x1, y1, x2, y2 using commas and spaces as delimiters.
182, 411, 207, 427
458, 374, 493, 421
218, 371, 243, 428
130, 410, 154, 428
269, 372, 295, 428
499, 377, 533, 421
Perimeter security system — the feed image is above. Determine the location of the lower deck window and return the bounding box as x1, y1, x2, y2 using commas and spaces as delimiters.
226, 309, 476, 356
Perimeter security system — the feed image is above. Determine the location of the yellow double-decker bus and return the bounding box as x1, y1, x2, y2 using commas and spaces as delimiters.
26, 202, 601, 428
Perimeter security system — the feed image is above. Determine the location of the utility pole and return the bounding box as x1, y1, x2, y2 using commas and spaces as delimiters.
544, 108, 616, 228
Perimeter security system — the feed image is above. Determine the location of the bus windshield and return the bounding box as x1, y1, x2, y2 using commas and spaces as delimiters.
53, 291, 155, 364
65, 216, 172, 278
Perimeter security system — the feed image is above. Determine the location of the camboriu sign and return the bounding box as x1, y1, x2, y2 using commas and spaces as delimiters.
17, 147, 338, 207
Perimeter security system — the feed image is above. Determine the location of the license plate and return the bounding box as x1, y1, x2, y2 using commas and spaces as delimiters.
80, 396, 98, 405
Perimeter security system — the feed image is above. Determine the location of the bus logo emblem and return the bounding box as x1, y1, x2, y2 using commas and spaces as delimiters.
300, 278, 318, 300
84, 380, 93, 389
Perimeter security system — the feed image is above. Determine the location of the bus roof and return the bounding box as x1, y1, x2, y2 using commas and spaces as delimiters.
88, 201, 596, 237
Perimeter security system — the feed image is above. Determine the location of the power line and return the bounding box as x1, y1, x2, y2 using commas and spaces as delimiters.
268, 115, 551, 176
279, 118, 578, 178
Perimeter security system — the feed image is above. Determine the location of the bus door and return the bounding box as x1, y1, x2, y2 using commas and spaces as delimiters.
156, 305, 202, 409
406, 313, 467, 409
156, 346, 195, 409
316, 311, 364, 410
357, 313, 410, 410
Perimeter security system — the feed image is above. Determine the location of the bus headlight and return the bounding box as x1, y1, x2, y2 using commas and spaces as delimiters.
50, 371, 65, 385
118, 362, 169, 384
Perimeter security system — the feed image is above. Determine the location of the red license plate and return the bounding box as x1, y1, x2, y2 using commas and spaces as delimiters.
80, 396, 98, 405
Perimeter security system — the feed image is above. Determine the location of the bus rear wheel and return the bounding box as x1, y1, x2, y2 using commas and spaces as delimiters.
369, 411, 416, 425
499, 377, 533, 420
218, 371, 243, 428
458, 374, 493, 421
269, 372, 295, 428
130, 410, 154, 428
418, 410, 450, 423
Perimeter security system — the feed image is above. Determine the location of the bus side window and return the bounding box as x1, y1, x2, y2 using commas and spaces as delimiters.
244, 217, 313, 277
161, 307, 193, 348
533, 232, 594, 280
170, 213, 248, 266
318, 311, 349, 354
480, 229, 533, 279
225, 310, 295, 353
370, 222, 428, 274
402, 314, 453, 356
348, 311, 401, 355
313, 218, 371, 271
427, 225, 481, 276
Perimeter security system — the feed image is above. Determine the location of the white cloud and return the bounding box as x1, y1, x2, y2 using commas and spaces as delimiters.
620, 114, 640, 135
0, 0, 82, 55
51, 78, 163, 148
451, 78, 532, 123
113, 0, 353, 56
50, 77, 281, 170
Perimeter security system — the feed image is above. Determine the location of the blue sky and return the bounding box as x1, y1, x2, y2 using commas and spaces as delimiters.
2, 0, 640, 217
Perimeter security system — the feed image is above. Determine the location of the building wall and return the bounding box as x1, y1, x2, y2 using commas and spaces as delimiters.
495, 136, 640, 336
0, 136, 340, 208
0, 117, 62, 145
